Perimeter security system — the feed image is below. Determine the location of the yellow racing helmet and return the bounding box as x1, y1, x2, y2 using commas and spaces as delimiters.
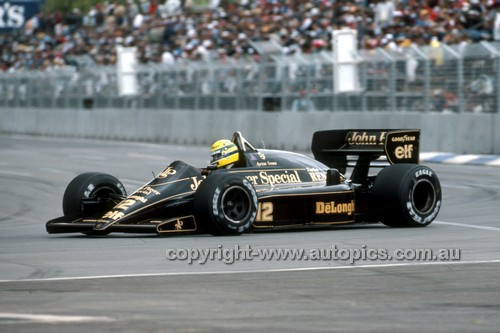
210, 139, 239, 168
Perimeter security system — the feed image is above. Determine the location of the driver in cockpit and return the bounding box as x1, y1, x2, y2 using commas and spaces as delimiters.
209, 139, 240, 169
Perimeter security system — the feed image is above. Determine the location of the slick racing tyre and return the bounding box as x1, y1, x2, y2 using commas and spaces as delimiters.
62, 172, 127, 217
194, 173, 258, 235
373, 164, 441, 227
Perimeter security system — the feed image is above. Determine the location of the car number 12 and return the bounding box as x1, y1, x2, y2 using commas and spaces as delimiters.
256, 202, 273, 222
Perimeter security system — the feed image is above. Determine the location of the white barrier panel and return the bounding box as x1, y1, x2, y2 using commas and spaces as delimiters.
116, 46, 138, 96
332, 29, 360, 93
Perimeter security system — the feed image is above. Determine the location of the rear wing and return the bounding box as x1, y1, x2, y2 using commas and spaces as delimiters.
311, 129, 420, 180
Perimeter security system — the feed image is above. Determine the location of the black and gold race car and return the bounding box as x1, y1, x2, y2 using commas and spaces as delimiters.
46, 130, 441, 236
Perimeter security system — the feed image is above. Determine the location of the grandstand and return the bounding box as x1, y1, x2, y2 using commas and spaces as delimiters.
1, 0, 500, 113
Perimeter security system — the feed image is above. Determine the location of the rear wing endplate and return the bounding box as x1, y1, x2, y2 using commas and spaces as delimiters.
311, 129, 420, 176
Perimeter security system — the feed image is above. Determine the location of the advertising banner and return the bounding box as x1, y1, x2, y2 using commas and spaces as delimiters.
0, 0, 42, 31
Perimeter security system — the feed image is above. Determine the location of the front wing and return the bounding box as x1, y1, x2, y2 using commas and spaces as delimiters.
46, 215, 198, 235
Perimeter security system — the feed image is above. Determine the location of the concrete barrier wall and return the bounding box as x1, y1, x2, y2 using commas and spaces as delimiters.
1, 108, 499, 154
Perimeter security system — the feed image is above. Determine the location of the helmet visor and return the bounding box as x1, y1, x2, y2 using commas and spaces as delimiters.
210, 149, 223, 164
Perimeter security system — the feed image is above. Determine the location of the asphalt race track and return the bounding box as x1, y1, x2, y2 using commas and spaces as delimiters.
1, 134, 499, 332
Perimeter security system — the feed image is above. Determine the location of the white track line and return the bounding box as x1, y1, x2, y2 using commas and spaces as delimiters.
435, 220, 500, 232
68, 155, 106, 161
126, 153, 167, 161
0, 313, 114, 323
440, 184, 473, 190
38, 168, 68, 174
1, 260, 499, 284
0, 170, 32, 177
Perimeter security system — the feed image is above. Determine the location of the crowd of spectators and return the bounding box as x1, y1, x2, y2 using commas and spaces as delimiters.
1, 0, 500, 72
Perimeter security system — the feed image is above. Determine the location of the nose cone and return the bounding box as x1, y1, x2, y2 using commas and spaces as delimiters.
91, 161, 204, 230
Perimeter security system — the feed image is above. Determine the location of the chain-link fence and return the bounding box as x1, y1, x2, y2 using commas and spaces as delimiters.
1, 42, 499, 113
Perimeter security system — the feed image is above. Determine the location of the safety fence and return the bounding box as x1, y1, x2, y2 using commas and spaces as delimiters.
1, 41, 499, 113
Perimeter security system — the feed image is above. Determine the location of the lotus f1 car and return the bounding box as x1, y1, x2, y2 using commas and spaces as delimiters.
46, 130, 441, 236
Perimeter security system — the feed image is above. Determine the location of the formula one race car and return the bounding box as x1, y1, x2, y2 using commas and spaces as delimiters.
46, 129, 441, 236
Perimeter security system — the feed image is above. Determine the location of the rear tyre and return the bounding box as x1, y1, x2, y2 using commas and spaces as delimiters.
62, 172, 127, 217
194, 173, 258, 235
373, 164, 441, 227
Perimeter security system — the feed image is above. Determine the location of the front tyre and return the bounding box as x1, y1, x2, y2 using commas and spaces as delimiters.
194, 173, 258, 235
62, 172, 127, 217
373, 164, 441, 227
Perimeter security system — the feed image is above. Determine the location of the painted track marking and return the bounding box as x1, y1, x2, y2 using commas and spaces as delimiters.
0, 259, 499, 284
0, 313, 114, 323
435, 220, 500, 232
